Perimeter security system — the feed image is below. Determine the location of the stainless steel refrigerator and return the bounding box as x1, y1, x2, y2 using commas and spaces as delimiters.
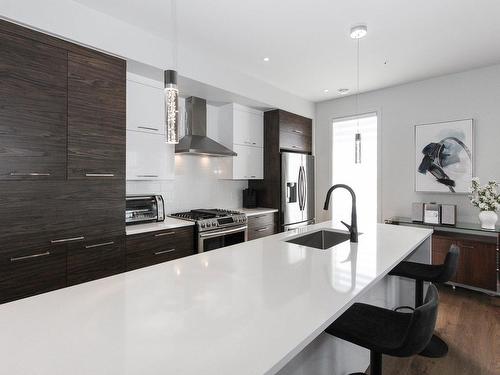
281, 152, 315, 231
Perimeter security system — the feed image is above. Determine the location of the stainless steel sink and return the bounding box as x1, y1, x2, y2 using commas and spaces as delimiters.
286, 230, 351, 250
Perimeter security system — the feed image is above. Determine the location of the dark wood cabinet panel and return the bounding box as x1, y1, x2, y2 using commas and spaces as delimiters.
67, 236, 126, 286
0, 243, 67, 304
432, 234, 497, 291
279, 131, 312, 153
248, 213, 277, 240
126, 227, 195, 271
0, 30, 67, 180
279, 110, 312, 137
67, 51, 126, 180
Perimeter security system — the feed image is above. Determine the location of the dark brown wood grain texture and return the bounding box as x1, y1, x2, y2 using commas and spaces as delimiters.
0, 30, 67, 180
432, 234, 497, 291
248, 213, 277, 241
67, 51, 126, 179
67, 236, 126, 285
0, 243, 67, 304
126, 227, 195, 271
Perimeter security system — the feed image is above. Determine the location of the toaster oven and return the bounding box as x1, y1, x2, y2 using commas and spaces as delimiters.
125, 195, 165, 225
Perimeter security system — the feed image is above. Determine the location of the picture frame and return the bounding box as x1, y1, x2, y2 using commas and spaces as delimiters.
414, 119, 474, 194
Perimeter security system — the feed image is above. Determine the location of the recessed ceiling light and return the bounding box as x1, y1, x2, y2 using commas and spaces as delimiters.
338, 88, 350, 95
350, 25, 368, 39
263, 57, 270, 62
323, 89, 329, 94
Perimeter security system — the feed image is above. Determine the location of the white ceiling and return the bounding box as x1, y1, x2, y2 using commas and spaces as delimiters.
74, 0, 500, 102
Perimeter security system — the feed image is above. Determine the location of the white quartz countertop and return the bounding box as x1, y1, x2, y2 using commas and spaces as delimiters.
126, 217, 194, 236
235, 207, 279, 217
0, 221, 432, 375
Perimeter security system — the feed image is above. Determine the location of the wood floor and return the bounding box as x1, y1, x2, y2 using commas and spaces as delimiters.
383, 285, 500, 375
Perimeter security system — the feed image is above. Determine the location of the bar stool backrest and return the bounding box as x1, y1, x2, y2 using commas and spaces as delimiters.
436, 244, 460, 283
397, 284, 439, 357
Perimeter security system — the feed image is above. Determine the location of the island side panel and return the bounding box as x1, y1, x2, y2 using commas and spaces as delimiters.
276, 236, 432, 375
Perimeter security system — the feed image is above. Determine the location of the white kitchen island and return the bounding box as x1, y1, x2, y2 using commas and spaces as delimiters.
0, 221, 432, 375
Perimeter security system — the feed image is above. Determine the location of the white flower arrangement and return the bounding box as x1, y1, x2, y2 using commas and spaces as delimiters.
469, 177, 500, 212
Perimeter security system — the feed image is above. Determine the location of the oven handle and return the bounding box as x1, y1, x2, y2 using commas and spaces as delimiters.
199, 225, 248, 238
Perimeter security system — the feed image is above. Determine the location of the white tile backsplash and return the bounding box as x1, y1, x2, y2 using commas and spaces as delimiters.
126, 154, 248, 214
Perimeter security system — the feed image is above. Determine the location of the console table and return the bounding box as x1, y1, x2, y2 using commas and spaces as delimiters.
385, 217, 499, 296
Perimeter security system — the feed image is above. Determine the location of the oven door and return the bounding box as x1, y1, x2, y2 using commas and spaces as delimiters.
198, 225, 248, 253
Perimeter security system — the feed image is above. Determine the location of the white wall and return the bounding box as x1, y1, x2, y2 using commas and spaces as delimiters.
0, 0, 314, 118
315, 64, 500, 223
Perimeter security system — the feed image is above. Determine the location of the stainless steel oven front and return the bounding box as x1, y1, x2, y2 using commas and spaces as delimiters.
198, 225, 248, 253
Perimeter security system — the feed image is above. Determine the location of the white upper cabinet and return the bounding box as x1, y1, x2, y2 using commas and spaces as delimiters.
126, 131, 175, 180
218, 104, 263, 148
126, 73, 165, 135
217, 104, 264, 180
126, 72, 175, 180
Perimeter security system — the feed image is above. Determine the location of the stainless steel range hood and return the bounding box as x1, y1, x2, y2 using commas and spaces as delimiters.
175, 96, 237, 156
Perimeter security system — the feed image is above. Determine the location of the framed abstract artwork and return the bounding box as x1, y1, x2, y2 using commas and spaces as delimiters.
415, 119, 473, 193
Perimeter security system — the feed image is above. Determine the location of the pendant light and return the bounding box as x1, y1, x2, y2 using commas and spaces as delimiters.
351, 25, 367, 164
165, 0, 179, 144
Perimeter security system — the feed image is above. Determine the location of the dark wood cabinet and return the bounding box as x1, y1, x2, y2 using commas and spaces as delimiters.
278, 110, 312, 153
0, 19, 126, 303
248, 213, 277, 240
126, 227, 195, 271
0, 30, 68, 181
67, 52, 126, 180
0, 243, 67, 304
432, 233, 497, 291
67, 236, 126, 286
249, 109, 313, 222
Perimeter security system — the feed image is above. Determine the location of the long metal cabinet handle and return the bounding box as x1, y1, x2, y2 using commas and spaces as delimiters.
10, 172, 51, 176
85, 173, 115, 177
154, 249, 176, 255
199, 226, 247, 238
256, 227, 269, 232
136, 175, 159, 178
85, 241, 115, 249
154, 232, 175, 237
51, 236, 85, 244
138, 126, 159, 131
10, 251, 51, 262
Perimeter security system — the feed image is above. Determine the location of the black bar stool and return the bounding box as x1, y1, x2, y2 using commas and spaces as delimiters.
388, 244, 460, 358
325, 285, 439, 375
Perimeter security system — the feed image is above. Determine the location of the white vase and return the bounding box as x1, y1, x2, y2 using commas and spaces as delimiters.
478, 211, 498, 230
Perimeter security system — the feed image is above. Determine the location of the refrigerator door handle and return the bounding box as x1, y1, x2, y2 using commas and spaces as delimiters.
297, 167, 303, 210
301, 165, 307, 209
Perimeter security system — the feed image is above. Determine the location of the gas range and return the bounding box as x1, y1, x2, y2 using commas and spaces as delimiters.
170, 209, 247, 232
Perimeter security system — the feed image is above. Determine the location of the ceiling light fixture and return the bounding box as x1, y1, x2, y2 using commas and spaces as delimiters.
165, 0, 180, 144
337, 88, 350, 95
350, 24, 368, 39
323, 89, 329, 93
351, 24, 368, 164
263, 57, 270, 62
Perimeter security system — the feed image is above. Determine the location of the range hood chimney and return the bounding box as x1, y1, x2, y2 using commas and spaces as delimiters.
175, 96, 237, 157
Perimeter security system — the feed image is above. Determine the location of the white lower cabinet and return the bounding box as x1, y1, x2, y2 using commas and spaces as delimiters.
218, 144, 263, 180
126, 130, 175, 180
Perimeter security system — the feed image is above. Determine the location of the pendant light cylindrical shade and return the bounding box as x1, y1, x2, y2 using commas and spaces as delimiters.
355, 132, 362, 164
165, 69, 179, 144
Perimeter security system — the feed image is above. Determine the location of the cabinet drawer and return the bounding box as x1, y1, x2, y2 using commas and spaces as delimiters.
67, 236, 125, 286
279, 111, 312, 137
0, 244, 67, 304
126, 227, 194, 271
279, 131, 312, 153
248, 213, 276, 228
126, 247, 193, 271
248, 224, 276, 241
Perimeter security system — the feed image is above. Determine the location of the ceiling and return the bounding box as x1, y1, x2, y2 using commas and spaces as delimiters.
74, 0, 500, 102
